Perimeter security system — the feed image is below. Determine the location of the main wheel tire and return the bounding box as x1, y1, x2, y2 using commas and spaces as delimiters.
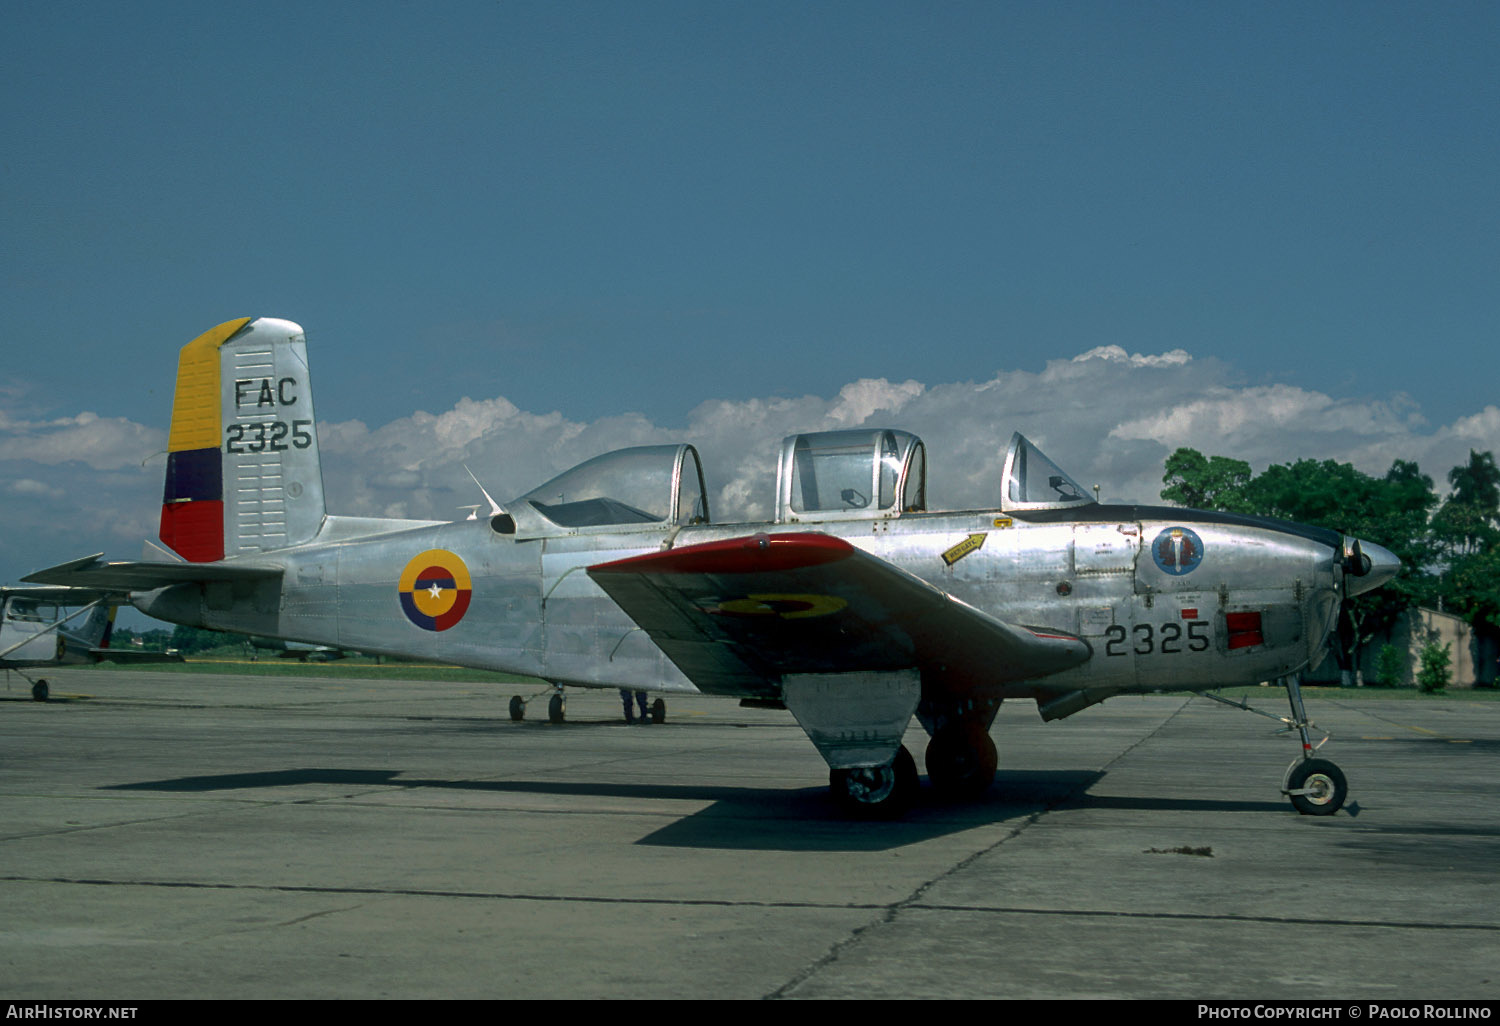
651, 698, 666, 724
830, 746, 918, 818
547, 693, 566, 724
924, 725, 997, 798
509, 695, 525, 721
32, 679, 49, 702
1287, 758, 1347, 816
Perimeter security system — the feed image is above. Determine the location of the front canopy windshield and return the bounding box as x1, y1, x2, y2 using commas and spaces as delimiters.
1001, 433, 1095, 511
514, 444, 707, 529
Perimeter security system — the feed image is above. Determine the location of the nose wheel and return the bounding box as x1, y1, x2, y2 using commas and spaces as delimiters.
1284, 757, 1347, 816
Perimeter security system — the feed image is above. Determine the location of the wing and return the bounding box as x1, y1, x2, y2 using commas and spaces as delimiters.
587, 532, 1091, 698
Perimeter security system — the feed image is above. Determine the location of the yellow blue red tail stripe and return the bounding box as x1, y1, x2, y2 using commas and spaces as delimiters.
158, 318, 250, 562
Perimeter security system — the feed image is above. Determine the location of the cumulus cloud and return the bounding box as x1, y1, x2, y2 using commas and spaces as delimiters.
0, 411, 165, 471
1073, 345, 1192, 368
1444, 406, 1500, 446
8, 478, 66, 500
3, 349, 1498, 582
311, 351, 1497, 524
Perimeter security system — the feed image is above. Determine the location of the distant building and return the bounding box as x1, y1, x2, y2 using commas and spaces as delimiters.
1307, 607, 1496, 688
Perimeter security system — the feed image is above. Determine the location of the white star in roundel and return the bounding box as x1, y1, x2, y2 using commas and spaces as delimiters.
427, 583, 444, 599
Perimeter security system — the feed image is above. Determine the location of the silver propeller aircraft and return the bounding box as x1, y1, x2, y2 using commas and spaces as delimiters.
25, 317, 1400, 816
1, 585, 179, 701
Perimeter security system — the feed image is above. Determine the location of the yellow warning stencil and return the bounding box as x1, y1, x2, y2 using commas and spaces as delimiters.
942, 533, 987, 566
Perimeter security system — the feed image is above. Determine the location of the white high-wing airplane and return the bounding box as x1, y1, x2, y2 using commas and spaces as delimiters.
26, 317, 1400, 816
1, 585, 179, 700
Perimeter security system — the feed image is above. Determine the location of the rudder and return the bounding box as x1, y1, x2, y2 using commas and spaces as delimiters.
160, 317, 327, 561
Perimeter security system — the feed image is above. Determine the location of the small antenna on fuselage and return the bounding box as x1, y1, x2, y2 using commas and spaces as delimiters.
463, 465, 505, 519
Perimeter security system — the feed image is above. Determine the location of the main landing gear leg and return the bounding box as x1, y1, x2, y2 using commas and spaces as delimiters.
10, 669, 50, 702
924, 721, 998, 798
783, 669, 922, 819
919, 698, 1001, 798
830, 746, 919, 818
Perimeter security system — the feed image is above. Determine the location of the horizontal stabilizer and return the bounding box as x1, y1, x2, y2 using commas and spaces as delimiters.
588, 532, 1092, 698
23, 553, 282, 593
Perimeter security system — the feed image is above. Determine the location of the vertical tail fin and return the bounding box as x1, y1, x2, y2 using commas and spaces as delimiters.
160, 317, 327, 561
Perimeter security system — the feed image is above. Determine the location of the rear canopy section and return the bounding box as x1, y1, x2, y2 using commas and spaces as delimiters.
775, 429, 926, 523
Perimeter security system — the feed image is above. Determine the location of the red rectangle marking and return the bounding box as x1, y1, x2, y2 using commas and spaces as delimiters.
1226, 611, 1264, 650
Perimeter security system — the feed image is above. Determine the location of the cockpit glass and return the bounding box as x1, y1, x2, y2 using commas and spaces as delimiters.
777, 428, 924, 521
513, 444, 707, 529
790, 431, 881, 513
1003, 434, 1093, 509
5, 599, 60, 623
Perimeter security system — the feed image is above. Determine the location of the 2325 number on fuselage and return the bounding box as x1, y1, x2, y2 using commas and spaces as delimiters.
1103, 621, 1211, 657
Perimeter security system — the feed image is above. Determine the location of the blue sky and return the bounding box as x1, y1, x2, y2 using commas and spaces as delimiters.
3, 1, 1499, 591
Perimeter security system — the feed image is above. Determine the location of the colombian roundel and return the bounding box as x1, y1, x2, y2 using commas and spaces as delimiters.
398, 550, 473, 632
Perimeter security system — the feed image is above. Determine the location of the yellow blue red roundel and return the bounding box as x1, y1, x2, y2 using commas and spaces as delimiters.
398, 550, 473, 632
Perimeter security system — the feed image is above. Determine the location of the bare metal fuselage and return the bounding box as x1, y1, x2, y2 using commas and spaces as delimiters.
136, 504, 1342, 714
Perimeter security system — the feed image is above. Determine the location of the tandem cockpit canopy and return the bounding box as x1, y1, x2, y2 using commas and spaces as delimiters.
1000, 432, 1095, 512
775, 429, 926, 523
506, 444, 709, 537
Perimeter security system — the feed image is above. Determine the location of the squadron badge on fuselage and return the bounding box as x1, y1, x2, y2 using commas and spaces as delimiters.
1151, 527, 1204, 576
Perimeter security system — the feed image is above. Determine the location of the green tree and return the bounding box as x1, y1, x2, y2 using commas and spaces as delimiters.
1374, 644, 1407, 688
1431, 451, 1500, 682
1416, 640, 1451, 694
168, 624, 236, 655
1432, 450, 1500, 558
1444, 547, 1500, 635
1161, 449, 1254, 513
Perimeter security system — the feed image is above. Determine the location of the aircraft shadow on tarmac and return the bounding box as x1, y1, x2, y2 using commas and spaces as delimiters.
103, 768, 1289, 852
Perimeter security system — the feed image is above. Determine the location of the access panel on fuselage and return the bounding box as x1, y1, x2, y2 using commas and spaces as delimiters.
538, 532, 699, 692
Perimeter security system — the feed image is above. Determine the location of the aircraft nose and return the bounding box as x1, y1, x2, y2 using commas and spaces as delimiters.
1343, 538, 1401, 596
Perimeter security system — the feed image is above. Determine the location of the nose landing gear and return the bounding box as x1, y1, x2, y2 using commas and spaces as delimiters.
1198, 674, 1348, 816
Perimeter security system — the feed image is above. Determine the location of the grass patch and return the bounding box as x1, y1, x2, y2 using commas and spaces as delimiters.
89, 645, 539, 685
